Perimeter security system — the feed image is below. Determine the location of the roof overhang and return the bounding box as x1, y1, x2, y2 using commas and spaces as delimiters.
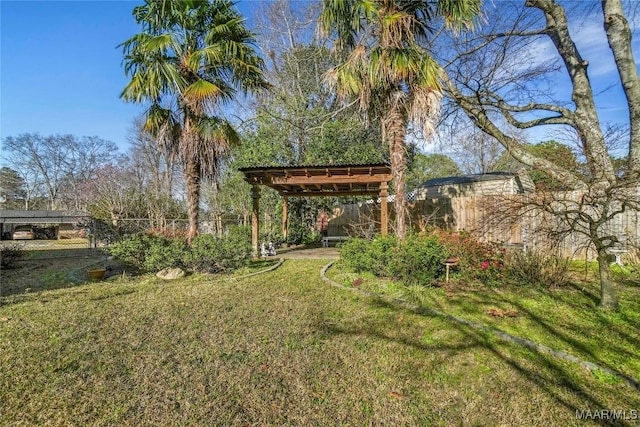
0, 210, 90, 224
239, 163, 392, 197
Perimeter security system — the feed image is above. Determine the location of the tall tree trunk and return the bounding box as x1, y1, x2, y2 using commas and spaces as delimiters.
385, 103, 408, 240
528, 0, 615, 182
185, 158, 200, 245
596, 247, 619, 310
602, 0, 640, 173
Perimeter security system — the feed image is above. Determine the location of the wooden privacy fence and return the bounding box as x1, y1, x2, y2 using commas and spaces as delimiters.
329, 192, 640, 261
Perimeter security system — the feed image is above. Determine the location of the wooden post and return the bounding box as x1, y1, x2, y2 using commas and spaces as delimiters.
251, 185, 260, 257
282, 196, 288, 246
380, 181, 389, 236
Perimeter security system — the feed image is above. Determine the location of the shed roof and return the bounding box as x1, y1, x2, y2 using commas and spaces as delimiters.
421, 171, 519, 187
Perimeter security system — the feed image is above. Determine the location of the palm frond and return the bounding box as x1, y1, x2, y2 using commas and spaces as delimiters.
120, 73, 147, 103
198, 117, 240, 149
206, 16, 248, 43
144, 104, 181, 155
183, 79, 223, 103
190, 45, 224, 70
319, 0, 369, 49
181, 116, 239, 179
118, 33, 148, 56
141, 33, 174, 54
437, 0, 481, 33
408, 85, 442, 138
144, 104, 176, 134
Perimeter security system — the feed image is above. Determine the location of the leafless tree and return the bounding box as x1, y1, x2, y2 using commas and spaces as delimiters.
60, 136, 122, 210
2, 133, 119, 210
439, 0, 640, 309
127, 117, 181, 229
79, 164, 143, 226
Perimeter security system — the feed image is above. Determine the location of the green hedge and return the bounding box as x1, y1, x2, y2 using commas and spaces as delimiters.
341, 231, 571, 288
109, 226, 252, 274
186, 227, 252, 273
341, 234, 447, 285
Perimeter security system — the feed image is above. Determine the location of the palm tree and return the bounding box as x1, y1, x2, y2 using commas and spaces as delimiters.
320, 0, 479, 239
120, 0, 267, 243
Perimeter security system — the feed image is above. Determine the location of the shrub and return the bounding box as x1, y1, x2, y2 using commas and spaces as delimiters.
0, 244, 24, 269
432, 230, 505, 284
367, 235, 399, 276
110, 228, 252, 274
187, 234, 219, 272
504, 249, 570, 288
341, 234, 446, 285
187, 226, 252, 273
286, 223, 311, 245
477, 256, 507, 286
339, 237, 371, 272
109, 233, 150, 269
341, 235, 397, 277
302, 232, 322, 246
387, 234, 447, 284
109, 233, 188, 272
142, 236, 188, 272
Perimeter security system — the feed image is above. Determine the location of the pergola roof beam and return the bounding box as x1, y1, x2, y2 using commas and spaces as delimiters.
239, 163, 392, 255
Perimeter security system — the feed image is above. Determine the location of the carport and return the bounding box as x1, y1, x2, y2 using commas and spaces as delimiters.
0, 210, 92, 240
239, 163, 392, 255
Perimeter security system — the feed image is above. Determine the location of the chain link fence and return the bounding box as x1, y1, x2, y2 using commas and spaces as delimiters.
2, 210, 274, 258
0, 211, 95, 258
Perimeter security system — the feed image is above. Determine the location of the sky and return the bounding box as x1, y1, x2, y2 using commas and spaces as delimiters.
2, 1, 143, 151
0, 0, 258, 154
1, 0, 639, 159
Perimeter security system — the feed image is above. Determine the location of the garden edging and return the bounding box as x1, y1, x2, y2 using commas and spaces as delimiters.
320, 260, 640, 392
228, 258, 285, 280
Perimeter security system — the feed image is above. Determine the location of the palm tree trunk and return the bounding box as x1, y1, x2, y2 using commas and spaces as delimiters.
185, 158, 200, 245
385, 103, 408, 240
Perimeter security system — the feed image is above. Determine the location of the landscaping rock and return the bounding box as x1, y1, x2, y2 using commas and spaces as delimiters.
156, 267, 186, 280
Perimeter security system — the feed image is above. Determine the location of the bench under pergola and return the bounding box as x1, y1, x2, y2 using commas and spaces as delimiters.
239, 163, 392, 255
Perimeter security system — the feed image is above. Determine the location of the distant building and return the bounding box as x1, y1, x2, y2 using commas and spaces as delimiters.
415, 171, 535, 200
0, 210, 90, 240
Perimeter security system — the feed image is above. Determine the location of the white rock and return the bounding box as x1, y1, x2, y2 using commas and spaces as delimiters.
156, 267, 186, 280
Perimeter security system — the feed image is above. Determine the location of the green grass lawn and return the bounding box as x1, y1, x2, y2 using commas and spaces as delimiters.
327, 260, 640, 389
1, 258, 639, 426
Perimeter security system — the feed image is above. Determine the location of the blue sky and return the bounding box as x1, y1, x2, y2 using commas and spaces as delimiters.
1, 1, 638, 158
1, 0, 258, 153
2, 1, 143, 151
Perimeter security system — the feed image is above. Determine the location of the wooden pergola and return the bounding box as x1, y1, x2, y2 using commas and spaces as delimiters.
239, 163, 392, 255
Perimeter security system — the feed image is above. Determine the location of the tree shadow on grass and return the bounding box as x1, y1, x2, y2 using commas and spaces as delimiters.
434, 286, 640, 379
318, 299, 483, 355
566, 281, 600, 306
318, 294, 637, 426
